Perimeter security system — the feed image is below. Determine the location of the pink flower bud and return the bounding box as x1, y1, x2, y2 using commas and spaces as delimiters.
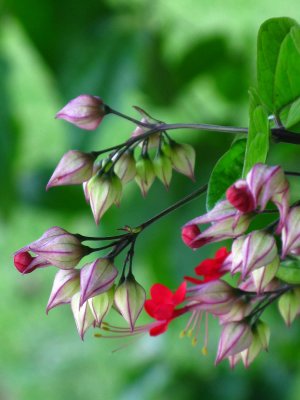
88, 286, 115, 326
114, 275, 146, 331
80, 258, 118, 305
56, 95, 107, 130
169, 142, 195, 180
216, 322, 253, 364
239, 231, 277, 279
47, 150, 96, 189
189, 280, 237, 315
88, 172, 122, 224
26, 228, 90, 269
281, 207, 300, 257
226, 179, 255, 212
135, 155, 156, 197
46, 269, 80, 313
71, 292, 94, 340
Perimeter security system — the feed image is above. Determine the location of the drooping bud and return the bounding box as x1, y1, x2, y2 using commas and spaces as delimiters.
46, 269, 80, 313
185, 200, 238, 227
169, 142, 195, 180
113, 150, 136, 183
226, 179, 255, 213
88, 172, 122, 224
14, 250, 52, 274
46, 150, 96, 189
56, 95, 107, 130
190, 214, 252, 249
281, 207, 300, 258
189, 280, 237, 315
114, 274, 146, 331
135, 154, 156, 197
241, 320, 270, 367
278, 288, 300, 326
28, 230, 91, 269
240, 231, 277, 279
251, 256, 280, 294
88, 286, 115, 326
153, 150, 172, 189
71, 292, 95, 340
215, 321, 253, 364
219, 300, 252, 324
80, 258, 118, 305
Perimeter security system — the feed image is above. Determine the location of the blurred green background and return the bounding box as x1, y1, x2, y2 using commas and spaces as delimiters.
1, 0, 300, 399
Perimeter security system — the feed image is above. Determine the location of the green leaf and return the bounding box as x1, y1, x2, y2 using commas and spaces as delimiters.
242, 88, 270, 177
276, 260, 300, 284
257, 17, 298, 112
274, 26, 300, 112
279, 96, 300, 131
206, 138, 246, 211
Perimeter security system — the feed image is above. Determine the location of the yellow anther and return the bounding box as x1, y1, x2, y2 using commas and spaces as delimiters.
179, 330, 186, 338
187, 329, 193, 338
94, 333, 102, 338
202, 346, 208, 356
192, 337, 198, 347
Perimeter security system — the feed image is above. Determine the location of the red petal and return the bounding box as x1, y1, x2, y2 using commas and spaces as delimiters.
144, 300, 159, 318
172, 281, 186, 305
184, 276, 203, 284
149, 321, 169, 336
195, 259, 219, 275
150, 283, 174, 303
215, 247, 230, 261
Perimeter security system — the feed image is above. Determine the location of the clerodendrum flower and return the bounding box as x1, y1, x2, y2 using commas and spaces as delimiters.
144, 282, 187, 336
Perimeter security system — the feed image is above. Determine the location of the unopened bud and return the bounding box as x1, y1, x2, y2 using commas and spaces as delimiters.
88, 286, 115, 326
169, 142, 195, 180
114, 274, 146, 331
71, 292, 94, 340
80, 258, 118, 305
153, 150, 172, 189
88, 172, 122, 224
216, 322, 253, 364
46, 269, 80, 313
278, 288, 300, 326
56, 95, 107, 130
47, 150, 96, 189
135, 154, 155, 197
113, 151, 136, 183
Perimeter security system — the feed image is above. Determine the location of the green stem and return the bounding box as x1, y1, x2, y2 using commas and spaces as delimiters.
139, 184, 208, 230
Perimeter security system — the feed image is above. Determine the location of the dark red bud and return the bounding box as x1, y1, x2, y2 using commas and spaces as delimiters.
181, 225, 201, 248
14, 252, 36, 274
226, 182, 255, 213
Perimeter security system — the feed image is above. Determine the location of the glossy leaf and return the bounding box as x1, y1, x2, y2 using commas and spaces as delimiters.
207, 138, 246, 211
257, 17, 298, 112
243, 89, 269, 177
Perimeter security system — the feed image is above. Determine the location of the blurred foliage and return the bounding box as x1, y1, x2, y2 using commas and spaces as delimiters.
1, 0, 300, 399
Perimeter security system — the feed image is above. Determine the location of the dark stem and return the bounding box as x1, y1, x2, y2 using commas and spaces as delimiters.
139, 184, 208, 230
285, 171, 300, 177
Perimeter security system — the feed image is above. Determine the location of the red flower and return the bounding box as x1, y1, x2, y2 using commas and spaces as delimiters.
185, 247, 230, 284
144, 282, 187, 336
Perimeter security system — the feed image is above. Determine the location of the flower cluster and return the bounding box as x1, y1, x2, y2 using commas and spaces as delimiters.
49, 96, 196, 224
14, 227, 147, 339
13, 92, 300, 369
